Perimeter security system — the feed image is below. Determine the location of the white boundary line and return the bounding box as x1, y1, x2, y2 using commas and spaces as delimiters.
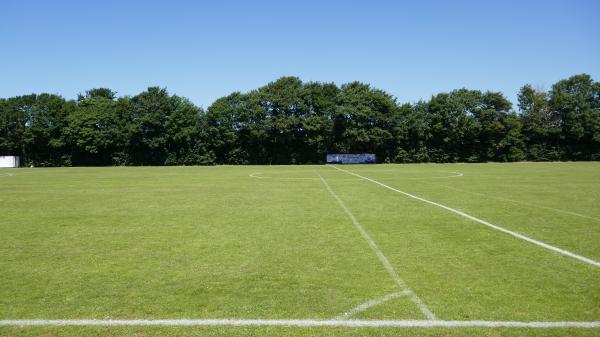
314, 171, 437, 320
421, 181, 600, 223
334, 291, 410, 320
1, 319, 598, 328
329, 165, 600, 268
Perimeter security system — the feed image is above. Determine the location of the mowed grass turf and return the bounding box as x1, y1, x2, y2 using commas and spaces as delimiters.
0, 163, 599, 336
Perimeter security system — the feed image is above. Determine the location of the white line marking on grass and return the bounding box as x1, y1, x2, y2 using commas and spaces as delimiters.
334, 291, 410, 320
422, 181, 600, 223
1, 319, 599, 328
314, 170, 437, 320
329, 165, 600, 268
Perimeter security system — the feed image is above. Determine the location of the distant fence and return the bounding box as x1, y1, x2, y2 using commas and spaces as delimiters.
326, 154, 376, 164
0, 156, 20, 168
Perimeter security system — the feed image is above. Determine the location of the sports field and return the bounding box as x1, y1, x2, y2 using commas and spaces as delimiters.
1, 163, 599, 336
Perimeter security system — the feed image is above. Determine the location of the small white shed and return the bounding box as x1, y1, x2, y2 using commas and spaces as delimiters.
0, 156, 20, 168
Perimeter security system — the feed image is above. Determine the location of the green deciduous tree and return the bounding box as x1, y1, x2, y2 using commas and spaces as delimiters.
64, 89, 128, 165
1, 74, 598, 165
518, 85, 561, 160
549, 74, 600, 160
333, 82, 396, 160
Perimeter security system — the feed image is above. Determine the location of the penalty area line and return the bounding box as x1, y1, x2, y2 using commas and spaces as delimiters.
0, 319, 599, 328
328, 165, 600, 268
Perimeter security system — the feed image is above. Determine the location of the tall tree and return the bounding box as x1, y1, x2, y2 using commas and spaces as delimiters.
475, 91, 524, 161
1, 74, 598, 166
164, 96, 210, 165
64, 89, 127, 165
518, 85, 560, 160
300, 82, 338, 163
398, 101, 431, 162
0, 95, 34, 162
424, 89, 481, 162
25, 94, 73, 166
205, 92, 252, 164
549, 74, 600, 160
128, 87, 173, 165
333, 82, 396, 160
255, 77, 308, 164
0, 94, 73, 166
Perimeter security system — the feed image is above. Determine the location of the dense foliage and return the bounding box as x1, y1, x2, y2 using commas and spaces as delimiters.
1, 74, 599, 166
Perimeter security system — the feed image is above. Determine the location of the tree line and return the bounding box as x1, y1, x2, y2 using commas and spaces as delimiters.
1, 74, 599, 166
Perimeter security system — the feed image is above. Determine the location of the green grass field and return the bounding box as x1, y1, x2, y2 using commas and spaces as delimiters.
1, 163, 599, 336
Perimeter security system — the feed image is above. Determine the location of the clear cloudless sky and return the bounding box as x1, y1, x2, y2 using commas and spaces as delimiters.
1, 0, 599, 109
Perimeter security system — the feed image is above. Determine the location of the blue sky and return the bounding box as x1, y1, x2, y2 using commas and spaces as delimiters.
1, 0, 599, 109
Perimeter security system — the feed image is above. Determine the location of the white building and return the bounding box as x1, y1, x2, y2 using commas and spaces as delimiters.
0, 156, 20, 168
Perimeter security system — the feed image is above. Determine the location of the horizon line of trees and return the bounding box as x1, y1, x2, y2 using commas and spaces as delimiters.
1, 74, 599, 166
